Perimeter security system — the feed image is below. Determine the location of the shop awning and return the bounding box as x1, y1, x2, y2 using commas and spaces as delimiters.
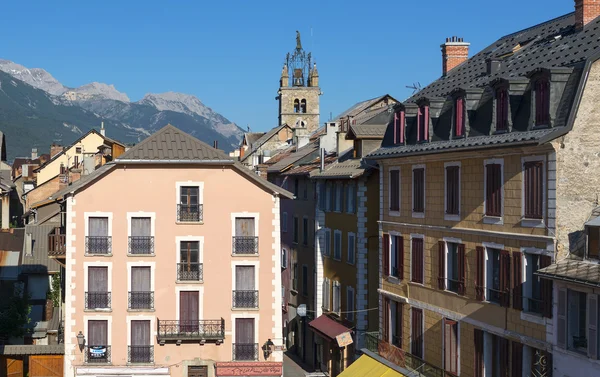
308, 315, 352, 342
338, 354, 407, 377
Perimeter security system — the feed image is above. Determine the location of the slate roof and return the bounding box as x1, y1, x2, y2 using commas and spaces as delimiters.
283, 154, 337, 176
0, 344, 64, 355
310, 156, 374, 180
348, 124, 388, 139
240, 124, 291, 162
536, 259, 600, 287
117, 124, 232, 161
244, 132, 265, 146
266, 143, 318, 173
0, 229, 24, 251
333, 95, 392, 120
21, 223, 61, 274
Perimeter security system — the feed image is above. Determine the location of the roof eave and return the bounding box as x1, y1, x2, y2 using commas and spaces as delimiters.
115, 159, 235, 165
535, 270, 600, 288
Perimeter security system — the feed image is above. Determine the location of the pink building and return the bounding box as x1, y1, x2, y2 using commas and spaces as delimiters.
58, 125, 292, 377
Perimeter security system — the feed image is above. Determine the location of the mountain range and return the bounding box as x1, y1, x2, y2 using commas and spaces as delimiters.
0, 59, 244, 160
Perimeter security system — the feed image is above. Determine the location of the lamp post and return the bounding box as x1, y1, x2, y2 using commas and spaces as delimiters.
76, 331, 85, 352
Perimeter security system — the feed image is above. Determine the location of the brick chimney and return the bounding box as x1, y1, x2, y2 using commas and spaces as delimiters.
50, 144, 63, 158
441, 36, 470, 76
575, 0, 600, 29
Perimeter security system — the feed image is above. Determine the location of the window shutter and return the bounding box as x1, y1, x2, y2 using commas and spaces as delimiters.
383, 234, 390, 277
438, 241, 446, 290
395, 303, 403, 348
473, 329, 484, 377
499, 250, 511, 307
458, 244, 466, 296
511, 342, 523, 377
399, 111, 405, 144
383, 297, 390, 341
499, 337, 509, 377
512, 252, 523, 310
557, 288, 567, 349
540, 255, 553, 318
396, 236, 404, 280
588, 293, 598, 359
455, 97, 464, 137
475, 246, 485, 301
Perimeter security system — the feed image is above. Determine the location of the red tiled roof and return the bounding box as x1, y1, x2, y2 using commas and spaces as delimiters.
309, 315, 352, 341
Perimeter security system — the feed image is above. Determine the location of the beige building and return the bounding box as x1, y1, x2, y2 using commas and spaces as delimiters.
55, 125, 292, 377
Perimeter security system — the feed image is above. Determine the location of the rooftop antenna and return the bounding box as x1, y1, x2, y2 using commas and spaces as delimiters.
247, 125, 250, 132
406, 82, 422, 94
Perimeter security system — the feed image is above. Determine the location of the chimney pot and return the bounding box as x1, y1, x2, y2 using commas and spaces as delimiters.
575, 0, 600, 29
441, 37, 470, 76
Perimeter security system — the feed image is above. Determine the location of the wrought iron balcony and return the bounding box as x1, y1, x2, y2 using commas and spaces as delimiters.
232, 343, 259, 361
177, 204, 203, 222
527, 297, 544, 314
128, 291, 154, 310
85, 345, 111, 363
85, 292, 111, 309
177, 262, 203, 281
232, 236, 259, 255
156, 318, 225, 343
48, 230, 66, 257
85, 236, 112, 255
232, 290, 259, 309
128, 345, 154, 363
128, 236, 154, 255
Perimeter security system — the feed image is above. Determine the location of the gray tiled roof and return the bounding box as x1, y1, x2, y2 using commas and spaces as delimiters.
0, 228, 24, 251
333, 95, 390, 120
240, 124, 290, 162
244, 132, 265, 146
118, 124, 232, 161
0, 344, 64, 355
349, 124, 388, 139
536, 259, 600, 287
310, 157, 374, 180
22, 223, 61, 274
266, 143, 318, 173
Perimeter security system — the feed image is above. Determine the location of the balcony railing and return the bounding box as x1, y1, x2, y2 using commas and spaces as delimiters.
156, 318, 225, 343
177, 263, 203, 281
85, 345, 111, 363
85, 292, 111, 309
48, 231, 66, 257
526, 297, 544, 314
232, 236, 259, 255
177, 204, 203, 222
128, 345, 154, 363
232, 290, 258, 308
86, 236, 112, 255
365, 333, 457, 377
232, 343, 259, 361
128, 236, 154, 255
128, 291, 154, 310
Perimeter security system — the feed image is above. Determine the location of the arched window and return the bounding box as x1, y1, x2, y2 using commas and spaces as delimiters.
454, 97, 465, 137
300, 99, 307, 113
294, 99, 300, 113
535, 78, 550, 126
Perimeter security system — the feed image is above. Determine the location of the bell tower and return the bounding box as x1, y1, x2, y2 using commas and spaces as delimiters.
277, 31, 321, 133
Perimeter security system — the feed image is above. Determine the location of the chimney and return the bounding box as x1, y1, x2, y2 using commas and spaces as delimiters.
50, 144, 63, 158
31, 148, 38, 160
441, 36, 470, 76
320, 148, 325, 172
575, 0, 600, 29
100, 121, 106, 137
213, 140, 219, 149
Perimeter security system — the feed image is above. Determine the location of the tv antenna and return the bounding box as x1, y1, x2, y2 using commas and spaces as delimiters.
406, 82, 422, 94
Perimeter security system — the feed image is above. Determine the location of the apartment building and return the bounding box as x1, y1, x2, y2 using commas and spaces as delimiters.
367, 2, 600, 376
56, 125, 291, 377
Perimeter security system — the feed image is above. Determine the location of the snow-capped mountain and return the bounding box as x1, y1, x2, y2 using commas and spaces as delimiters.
0, 59, 67, 95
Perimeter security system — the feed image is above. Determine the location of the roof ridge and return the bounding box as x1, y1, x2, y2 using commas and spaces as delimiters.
500, 12, 574, 40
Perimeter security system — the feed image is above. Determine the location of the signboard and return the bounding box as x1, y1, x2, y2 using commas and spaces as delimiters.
336, 332, 353, 347
297, 304, 307, 317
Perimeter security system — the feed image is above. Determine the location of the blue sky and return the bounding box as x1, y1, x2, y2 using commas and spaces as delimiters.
0, 0, 575, 133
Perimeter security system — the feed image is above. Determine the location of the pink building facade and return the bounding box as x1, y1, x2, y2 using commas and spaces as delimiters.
61, 125, 292, 377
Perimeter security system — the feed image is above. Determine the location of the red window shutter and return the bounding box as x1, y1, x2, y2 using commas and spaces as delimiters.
395, 303, 403, 348
486, 164, 502, 217
455, 97, 464, 137
411, 308, 423, 358
412, 238, 424, 284
424, 106, 430, 140
446, 166, 460, 215
475, 246, 485, 301
413, 168, 425, 213
383, 297, 390, 341
393, 112, 399, 144
524, 162, 544, 219
417, 106, 423, 141
458, 244, 466, 296
400, 111, 405, 144
540, 255, 553, 318
383, 234, 390, 277
390, 170, 400, 211
474, 329, 484, 377
511, 342, 523, 377
438, 241, 446, 290
512, 252, 523, 310
396, 236, 404, 280
499, 250, 511, 307
496, 88, 508, 131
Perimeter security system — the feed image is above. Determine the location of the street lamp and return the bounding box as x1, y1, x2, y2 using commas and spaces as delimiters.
262, 339, 274, 360
76, 331, 85, 352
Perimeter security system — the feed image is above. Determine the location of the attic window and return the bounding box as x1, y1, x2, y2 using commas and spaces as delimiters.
393, 110, 405, 145
496, 88, 509, 132
454, 97, 465, 137
417, 105, 429, 142
534, 78, 550, 126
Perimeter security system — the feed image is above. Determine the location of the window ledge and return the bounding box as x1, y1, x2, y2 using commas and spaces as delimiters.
389, 210, 401, 217
175, 280, 203, 284
412, 212, 425, 219
332, 257, 342, 262
521, 218, 544, 228
386, 276, 401, 285
84, 253, 113, 257
127, 253, 155, 257
176, 221, 204, 225
444, 214, 460, 222
127, 309, 156, 313
127, 363, 155, 367
346, 261, 356, 267
520, 311, 546, 325
409, 281, 425, 287
231, 307, 259, 311
290, 289, 298, 295
84, 308, 112, 313
483, 216, 504, 225
231, 254, 259, 257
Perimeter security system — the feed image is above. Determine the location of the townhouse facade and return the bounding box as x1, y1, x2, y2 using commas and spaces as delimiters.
367, 2, 600, 376
56, 125, 292, 377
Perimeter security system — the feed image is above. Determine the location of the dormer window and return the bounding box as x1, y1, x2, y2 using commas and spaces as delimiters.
496, 88, 509, 132
534, 78, 550, 126
393, 110, 405, 145
417, 105, 429, 142
588, 225, 600, 259
454, 97, 465, 137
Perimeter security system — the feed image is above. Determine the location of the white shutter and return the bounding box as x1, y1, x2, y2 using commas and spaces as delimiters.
557, 288, 567, 349
323, 278, 330, 311
589, 293, 598, 359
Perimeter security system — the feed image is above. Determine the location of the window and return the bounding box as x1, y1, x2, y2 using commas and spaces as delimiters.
391, 235, 404, 279
87, 216, 110, 254
302, 217, 309, 246
393, 110, 405, 144
233, 318, 256, 360
74, 155, 79, 168
281, 249, 287, 269
391, 301, 403, 348
178, 186, 202, 222
484, 247, 510, 306
523, 160, 544, 220
535, 78, 550, 126
417, 105, 429, 142
302, 180, 308, 200
411, 308, 423, 358
523, 253, 552, 315
294, 99, 300, 113
76, 146, 82, 154
345, 183, 356, 214
293, 216, 299, 244
292, 261, 298, 291
443, 319, 459, 375
496, 88, 509, 132
294, 179, 299, 196
87, 320, 109, 363
588, 226, 600, 259
282, 212, 288, 233
411, 237, 424, 284
558, 289, 600, 358
346, 286, 355, 322
129, 217, 152, 255
233, 218, 257, 255
130, 266, 152, 310
319, 182, 327, 210
490, 334, 510, 377
322, 278, 330, 311
178, 241, 201, 281
454, 97, 465, 137
568, 290, 588, 354
300, 99, 307, 113
302, 265, 308, 296
347, 233, 356, 265
484, 162, 503, 218
87, 266, 110, 309
333, 231, 342, 261
441, 242, 465, 295
129, 320, 152, 363
412, 167, 425, 214
332, 281, 341, 314
329, 182, 336, 212
233, 266, 257, 308
334, 183, 343, 212
445, 164, 460, 218
324, 229, 331, 257
389, 169, 400, 212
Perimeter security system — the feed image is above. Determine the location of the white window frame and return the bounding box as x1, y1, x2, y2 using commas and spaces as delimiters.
324, 228, 331, 257
521, 155, 546, 228
175, 236, 204, 283
175, 181, 204, 223
84, 262, 113, 311
333, 230, 342, 261
442, 318, 461, 376
281, 249, 288, 270
389, 167, 401, 217
126, 212, 156, 256
126, 315, 156, 346
389, 231, 402, 280
410, 234, 425, 284
332, 280, 341, 314
520, 247, 553, 324
126, 261, 156, 305
443, 237, 462, 294
346, 183, 356, 214
231, 314, 260, 347
412, 164, 426, 219
483, 158, 505, 225
346, 286, 355, 322
84, 212, 113, 256
282, 212, 288, 233
347, 232, 356, 265
482, 242, 505, 303
322, 277, 331, 311
444, 162, 461, 221
84, 315, 112, 346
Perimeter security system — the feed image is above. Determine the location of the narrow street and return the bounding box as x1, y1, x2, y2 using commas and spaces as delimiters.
283, 352, 322, 377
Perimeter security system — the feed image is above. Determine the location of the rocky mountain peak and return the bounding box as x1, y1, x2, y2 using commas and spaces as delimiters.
63, 82, 130, 102
0, 59, 67, 95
